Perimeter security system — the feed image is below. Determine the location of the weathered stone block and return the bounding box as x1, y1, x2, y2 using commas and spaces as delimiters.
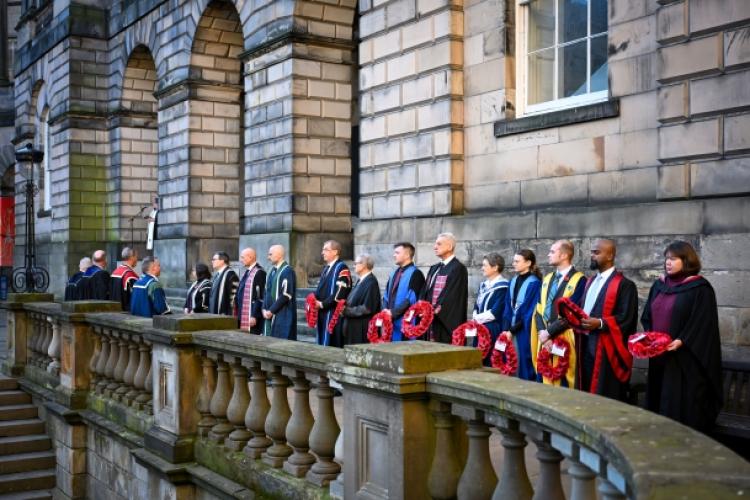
701, 234, 750, 271
609, 15, 657, 62
657, 34, 722, 82
656, 1, 687, 42
466, 147, 538, 184
658, 118, 720, 160
689, 0, 750, 34
725, 27, 750, 68
609, 53, 657, 97
387, 164, 417, 190
724, 112, 750, 153
657, 82, 688, 122
372, 193, 402, 218
539, 137, 604, 177
589, 168, 657, 203
690, 158, 750, 197
521, 175, 589, 208
402, 190, 434, 216
690, 70, 750, 116
657, 164, 690, 200
464, 58, 502, 95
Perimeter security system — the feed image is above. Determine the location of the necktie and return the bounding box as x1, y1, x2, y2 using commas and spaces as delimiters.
388, 267, 404, 308
320, 265, 330, 282
209, 272, 221, 313
583, 274, 602, 315
544, 272, 561, 321
429, 262, 444, 289
240, 270, 253, 329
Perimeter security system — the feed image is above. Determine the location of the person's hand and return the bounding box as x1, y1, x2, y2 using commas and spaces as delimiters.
262, 309, 273, 319
539, 329, 550, 344
316, 301, 323, 309
501, 330, 511, 340
184, 308, 189, 314
542, 339, 552, 350
248, 318, 257, 327
667, 339, 683, 351
434, 305, 441, 314
383, 309, 391, 316
580, 317, 601, 330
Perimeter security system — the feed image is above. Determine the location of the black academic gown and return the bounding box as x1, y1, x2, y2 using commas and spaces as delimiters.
641, 276, 723, 432
209, 267, 239, 316
65, 271, 84, 301
577, 272, 638, 400
336, 274, 381, 346
81, 266, 111, 300
421, 257, 468, 343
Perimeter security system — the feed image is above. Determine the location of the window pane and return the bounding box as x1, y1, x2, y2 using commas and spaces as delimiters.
528, 48, 555, 104
558, 0, 588, 43
590, 34, 608, 92
558, 40, 587, 98
591, 0, 607, 35
529, 0, 555, 51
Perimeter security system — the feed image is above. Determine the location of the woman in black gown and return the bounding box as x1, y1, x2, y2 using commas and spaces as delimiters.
184, 263, 212, 314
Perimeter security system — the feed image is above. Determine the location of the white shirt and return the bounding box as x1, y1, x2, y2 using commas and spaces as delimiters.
441, 255, 456, 266
583, 267, 615, 315
556, 265, 573, 279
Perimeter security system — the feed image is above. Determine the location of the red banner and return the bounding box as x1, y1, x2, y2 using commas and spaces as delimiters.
0, 196, 15, 267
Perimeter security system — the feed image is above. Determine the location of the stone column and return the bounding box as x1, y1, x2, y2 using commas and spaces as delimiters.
0, 0, 8, 86
0, 293, 54, 376
329, 341, 482, 500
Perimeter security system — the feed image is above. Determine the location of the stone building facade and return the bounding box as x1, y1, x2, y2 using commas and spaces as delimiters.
6, 0, 750, 348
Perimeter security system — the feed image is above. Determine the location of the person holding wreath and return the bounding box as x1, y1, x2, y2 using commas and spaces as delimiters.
313, 240, 351, 346
381, 242, 425, 341
471, 252, 508, 366
421, 233, 468, 343
336, 254, 381, 345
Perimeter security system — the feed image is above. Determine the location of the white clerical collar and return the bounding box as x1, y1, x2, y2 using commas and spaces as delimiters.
216, 265, 227, 273
596, 267, 616, 280
441, 255, 455, 266
556, 265, 573, 278
327, 258, 339, 267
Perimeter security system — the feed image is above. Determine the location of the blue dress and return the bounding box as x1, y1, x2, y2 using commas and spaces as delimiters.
502, 273, 542, 380
473, 277, 509, 366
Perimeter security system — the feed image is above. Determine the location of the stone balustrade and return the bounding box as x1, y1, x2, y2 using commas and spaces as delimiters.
2, 294, 749, 500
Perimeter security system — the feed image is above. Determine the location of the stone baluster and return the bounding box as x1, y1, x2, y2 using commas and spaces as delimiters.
457, 411, 498, 500
95, 330, 112, 393
262, 366, 292, 468
144, 359, 153, 414
492, 419, 533, 500
103, 330, 120, 396
598, 478, 626, 500
40, 317, 53, 368
283, 370, 315, 477
30, 314, 42, 366
107, 333, 129, 397
88, 328, 102, 387
428, 401, 462, 500
208, 355, 234, 442
225, 359, 251, 451
197, 354, 217, 437
568, 457, 596, 500
532, 437, 566, 500
26, 314, 38, 365
306, 375, 340, 486
121, 335, 140, 404
132, 337, 150, 408
243, 361, 271, 459
329, 427, 344, 498
46, 316, 61, 376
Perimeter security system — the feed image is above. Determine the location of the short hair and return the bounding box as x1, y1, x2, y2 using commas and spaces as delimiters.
121, 247, 137, 260
483, 252, 505, 274
92, 249, 106, 264
664, 241, 702, 275
555, 239, 575, 260
213, 251, 230, 265
324, 240, 342, 255
437, 232, 456, 250
195, 262, 211, 281
142, 257, 158, 274
357, 253, 375, 271
394, 242, 416, 258
79, 257, 92, 271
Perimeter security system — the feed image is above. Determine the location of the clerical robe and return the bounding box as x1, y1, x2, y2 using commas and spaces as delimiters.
502, 273, 542, 381
382, 264, 425, 341
577, 270, 638, 400
337, 274, 381, 346
79, 265, 111, 300
184, 279, 211, 313
235, 264, 266, 334
421, 258, 468, 343
209, 266, 239, 316
110, 264, 138, 311
130, 274, 170, 318
314, 260, 351, 346
65, 271, 85, 301
263, 262, 297, 340
641, 275, 723, 432
472, 277, 508, 366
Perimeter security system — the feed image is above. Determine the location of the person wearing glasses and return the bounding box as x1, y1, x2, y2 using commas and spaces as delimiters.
208, 251, 239, 316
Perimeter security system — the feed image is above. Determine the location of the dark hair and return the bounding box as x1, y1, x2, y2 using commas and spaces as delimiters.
483, 252, 505, 274
195, 263, 211, 281
664, 241, 701, 276
516, 248, 542, 279
394, 242, 416, 258
213, 251, 230, 265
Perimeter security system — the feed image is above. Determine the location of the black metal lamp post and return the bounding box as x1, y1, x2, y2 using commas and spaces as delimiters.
12, 143, 49, 293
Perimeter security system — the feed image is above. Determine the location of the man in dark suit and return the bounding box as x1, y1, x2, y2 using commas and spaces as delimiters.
209, 251, 239, 316
235, 247, 266, 334
313, 240, 351, 346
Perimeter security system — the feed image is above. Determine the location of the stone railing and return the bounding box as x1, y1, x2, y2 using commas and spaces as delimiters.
2, 293, 749, 500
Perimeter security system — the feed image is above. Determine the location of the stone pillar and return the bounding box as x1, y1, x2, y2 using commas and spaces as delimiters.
329, 341, 481, 500
144, 314, 237, 463
0, 293, 54, 376
0, 0, 8, 86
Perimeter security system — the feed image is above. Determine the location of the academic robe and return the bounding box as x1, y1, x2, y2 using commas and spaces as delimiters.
382, 263, 425, 341
336, 274, 381, 346
314, 260, 351, 346
184, 279, 211, 313
209, 266, 239, 316
263, 262, 297, 340
641, 276, 723, 432
235, 264, 266, 334
472, 277, 508, 366
79, 265, 111, 300
577, 271, 638, 400
110, 264, 138, 311
530, 268, 586, 387
65, 271, 85, 301
502, 273, 542, 381
421, 257, 469, 343
130, 274, 170, 318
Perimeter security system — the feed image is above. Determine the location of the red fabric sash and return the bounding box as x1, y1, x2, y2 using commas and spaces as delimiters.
588, 272, 633, 394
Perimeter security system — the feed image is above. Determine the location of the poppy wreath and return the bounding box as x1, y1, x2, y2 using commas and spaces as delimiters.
536, 337, 571, 382
556, 297, 588, 329
628, 331, 672, 359
401, 300, 435, 339
367, 311, 394, 344
326, 300, 347, 334
451, 321, 492, 359
305, 293, 318, 328
491, 334, 518, 376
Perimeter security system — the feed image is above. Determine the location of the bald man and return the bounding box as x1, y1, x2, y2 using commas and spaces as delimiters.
576, 239, 638, 401
235, 247, 266, 334
261, 245, 297, 340
79, 250, 111, 300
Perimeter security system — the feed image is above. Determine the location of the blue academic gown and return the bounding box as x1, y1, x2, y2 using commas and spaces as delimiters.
473, 277, 509, 366
130, 274, 170, 318
502, 274, 542, 381
314, 260, 351, 346
382, 263, 424, 341
263, 262, 297, 340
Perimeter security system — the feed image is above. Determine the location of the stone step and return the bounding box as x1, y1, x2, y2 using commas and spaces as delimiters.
0, 469, 55, 495
0, 392, 31, 407
0, 420, 45, 438
0, 377, 18, 392
0, 405, 38, 422
0, 451, 56, 475
0, 435, 52, 456
0, 489, 52, 499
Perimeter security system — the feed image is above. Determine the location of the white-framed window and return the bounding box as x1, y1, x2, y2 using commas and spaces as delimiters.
516, 0, 608, 116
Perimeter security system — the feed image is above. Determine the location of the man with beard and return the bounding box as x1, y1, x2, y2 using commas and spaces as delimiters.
577, 239, 638, 400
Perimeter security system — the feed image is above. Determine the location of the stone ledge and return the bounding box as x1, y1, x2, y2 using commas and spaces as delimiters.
494, 100, 620, 138
344, 340, 481, 374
